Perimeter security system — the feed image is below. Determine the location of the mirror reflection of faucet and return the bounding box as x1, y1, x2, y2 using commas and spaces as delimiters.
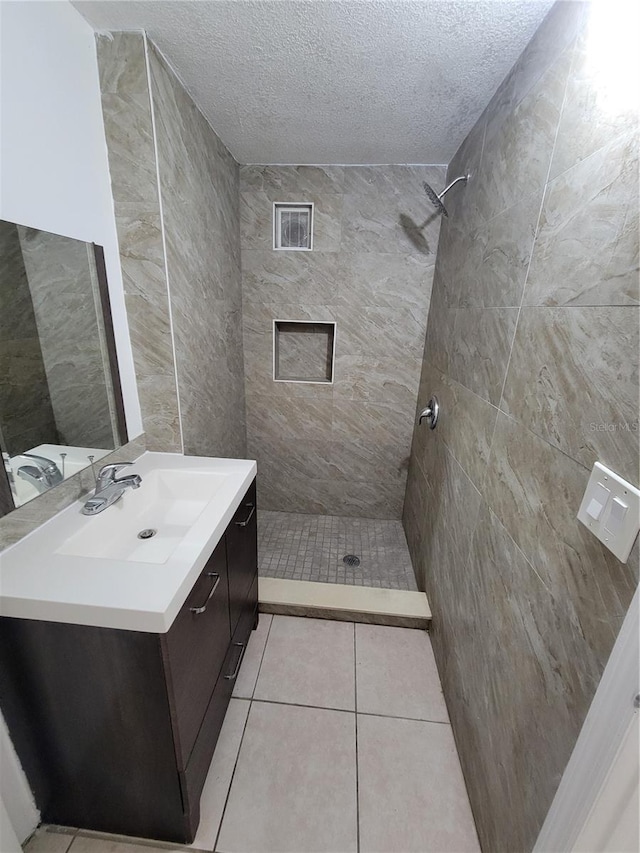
15, 453, 63, 493
6, 446, 114, 507
81, 462, 142, 516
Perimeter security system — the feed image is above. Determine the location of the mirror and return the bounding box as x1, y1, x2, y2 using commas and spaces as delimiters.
0, 219, 127, 514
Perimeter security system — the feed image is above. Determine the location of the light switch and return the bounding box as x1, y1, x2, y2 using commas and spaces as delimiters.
605, 497, 628, 535
586, 482, 610, 521
577, 462, 640, 563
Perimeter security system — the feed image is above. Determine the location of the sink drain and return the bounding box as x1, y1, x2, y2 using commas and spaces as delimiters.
343, 554, 361, 567
137, 528, 157, 540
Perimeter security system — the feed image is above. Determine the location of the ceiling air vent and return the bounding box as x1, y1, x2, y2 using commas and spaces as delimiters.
273, 203, 314, 251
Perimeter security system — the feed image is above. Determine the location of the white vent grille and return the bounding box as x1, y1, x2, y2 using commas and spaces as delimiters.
273, 203, 313, 251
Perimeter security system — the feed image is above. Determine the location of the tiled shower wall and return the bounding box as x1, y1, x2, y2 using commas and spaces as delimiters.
403, 2, 639, 850
97, 33, 246, 457
240, 165, 445, 518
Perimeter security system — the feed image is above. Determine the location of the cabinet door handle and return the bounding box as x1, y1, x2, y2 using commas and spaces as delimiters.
234, 503, 255, 527
189, 572, 220, 615
224, 642, 246, 680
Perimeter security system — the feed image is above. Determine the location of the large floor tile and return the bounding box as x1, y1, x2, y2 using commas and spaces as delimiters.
254, 615, 355, 710
189, 699, 250, 851
24, 828, 75, 853
357, 714, 480, 853
355, 624, 449, 722
232, 614, 272, 699
216, 701, 357, 853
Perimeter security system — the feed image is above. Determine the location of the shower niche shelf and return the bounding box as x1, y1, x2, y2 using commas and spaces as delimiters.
273, 320, 335, 384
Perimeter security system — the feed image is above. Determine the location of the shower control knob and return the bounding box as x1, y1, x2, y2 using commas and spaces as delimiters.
418, 396, 439, 430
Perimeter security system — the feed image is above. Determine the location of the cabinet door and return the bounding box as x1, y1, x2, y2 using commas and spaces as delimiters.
226, 479, 258, 635
0, 618, 186, 842
162, 539, 231, 768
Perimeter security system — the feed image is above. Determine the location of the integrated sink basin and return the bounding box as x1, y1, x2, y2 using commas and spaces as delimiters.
57, 468, 229, 564
0, 452, 257, 632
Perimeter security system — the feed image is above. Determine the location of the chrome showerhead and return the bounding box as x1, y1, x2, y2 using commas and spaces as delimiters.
422, 174, 470, 218
423, 181, 448, 217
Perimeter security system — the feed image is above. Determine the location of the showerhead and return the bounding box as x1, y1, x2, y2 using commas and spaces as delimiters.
423, 181, 449, 217
422, 174, 470, 218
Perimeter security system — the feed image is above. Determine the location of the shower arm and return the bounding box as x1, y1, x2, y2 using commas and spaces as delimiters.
437, 174, 469, 200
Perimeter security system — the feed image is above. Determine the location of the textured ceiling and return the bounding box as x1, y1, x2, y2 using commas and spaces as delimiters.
74, 0, 554, 165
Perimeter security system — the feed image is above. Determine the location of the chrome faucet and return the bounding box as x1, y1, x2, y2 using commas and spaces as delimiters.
17, 465, 50, 494
15, 453, 63, 492
81, 462, 142, 516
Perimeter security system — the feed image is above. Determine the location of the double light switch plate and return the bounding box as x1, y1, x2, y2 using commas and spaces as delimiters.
577, 462, 640, 563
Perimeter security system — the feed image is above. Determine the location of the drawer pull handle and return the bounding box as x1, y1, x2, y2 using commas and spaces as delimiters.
190, 572, 220, 615
235, 503, 255, 527
224, 642, 246, 680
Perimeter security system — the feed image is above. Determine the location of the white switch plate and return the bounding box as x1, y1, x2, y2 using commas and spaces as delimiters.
577, 462, 640, 562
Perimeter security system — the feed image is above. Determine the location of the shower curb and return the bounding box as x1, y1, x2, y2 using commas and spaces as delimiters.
258, 577, 431, 630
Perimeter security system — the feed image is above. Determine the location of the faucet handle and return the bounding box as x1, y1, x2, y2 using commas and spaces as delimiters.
418, 396, 440, 430
96, 462, 134, 488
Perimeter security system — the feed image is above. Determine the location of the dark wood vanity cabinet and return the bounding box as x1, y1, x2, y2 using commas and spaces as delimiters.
227, 479, 257, 635
0, 478, 258, 844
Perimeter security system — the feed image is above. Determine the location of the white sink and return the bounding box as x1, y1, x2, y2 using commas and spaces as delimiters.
57, 468, 228, 564
0, 452, 257, 633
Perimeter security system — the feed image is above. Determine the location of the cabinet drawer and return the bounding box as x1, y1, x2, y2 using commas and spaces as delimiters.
182, 574, 258, 825
162, 540, 231, 769
227, 479, 257, 635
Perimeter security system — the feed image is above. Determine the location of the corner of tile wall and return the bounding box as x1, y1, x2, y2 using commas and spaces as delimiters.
96, 31, 183, 455
97, 30, 246, 459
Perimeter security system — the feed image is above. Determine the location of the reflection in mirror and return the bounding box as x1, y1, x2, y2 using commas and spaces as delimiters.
0, 220, 127, 512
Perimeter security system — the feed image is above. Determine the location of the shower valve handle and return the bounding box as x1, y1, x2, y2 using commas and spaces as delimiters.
418, 396, 439, 430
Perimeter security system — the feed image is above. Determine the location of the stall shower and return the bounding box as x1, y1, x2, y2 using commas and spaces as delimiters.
240, 163, 452, 591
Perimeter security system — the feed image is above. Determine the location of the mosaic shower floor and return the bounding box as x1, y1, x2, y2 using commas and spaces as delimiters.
258, 510, 418, 591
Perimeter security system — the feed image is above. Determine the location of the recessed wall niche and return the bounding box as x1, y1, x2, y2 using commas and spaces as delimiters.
273, 320, 335, 383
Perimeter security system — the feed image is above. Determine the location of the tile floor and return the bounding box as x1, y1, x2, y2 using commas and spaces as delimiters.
24, 616, 479, 853
258, 511, 418, 590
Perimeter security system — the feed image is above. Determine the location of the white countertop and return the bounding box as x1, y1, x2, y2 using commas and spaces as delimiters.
0, 452, 257, 633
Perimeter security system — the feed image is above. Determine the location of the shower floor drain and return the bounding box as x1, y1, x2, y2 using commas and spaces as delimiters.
137, 528, 157, 540
342, 554, 361, 567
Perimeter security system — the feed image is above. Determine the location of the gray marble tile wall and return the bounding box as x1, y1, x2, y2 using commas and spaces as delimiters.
148, 45, 246, 458
97, 32, 182, 453
240, 164, 445, 518
0, 221, 58, 455
402, 2, 639, 850
16, 227, 115, 450
97, 33, 246, 459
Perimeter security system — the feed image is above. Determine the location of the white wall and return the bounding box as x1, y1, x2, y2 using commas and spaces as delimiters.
0, 713, 37, 845
0, 0, 143, 840
0, 0, 142, 438
535, 588, 640, 852
0, 799, 22, 853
